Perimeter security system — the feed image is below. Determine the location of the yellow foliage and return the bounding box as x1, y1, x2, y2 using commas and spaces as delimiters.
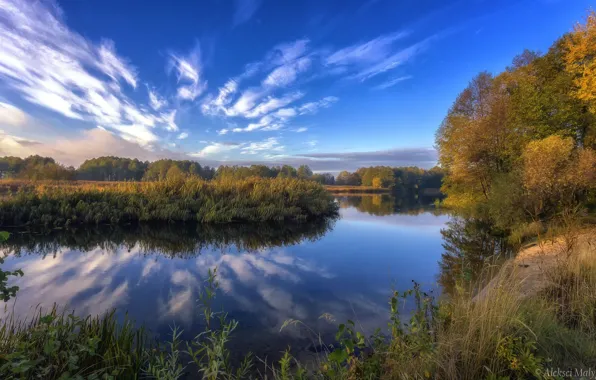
371, 177, 382, 188
564, 11, 596, 112
522, 135, 574, 193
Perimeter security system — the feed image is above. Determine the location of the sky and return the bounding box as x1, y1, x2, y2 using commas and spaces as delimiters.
0, 0, 593, 172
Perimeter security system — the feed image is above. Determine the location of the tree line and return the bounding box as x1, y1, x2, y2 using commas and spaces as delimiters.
436, 11, 596, 240
0, 155, 441, 190
335, 166, 444, 197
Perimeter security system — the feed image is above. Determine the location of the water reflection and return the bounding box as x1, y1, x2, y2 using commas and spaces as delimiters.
337, 194, 442, 216
0, 196, 450, 361
2, 219, 336, 258
438, 217, 512, 296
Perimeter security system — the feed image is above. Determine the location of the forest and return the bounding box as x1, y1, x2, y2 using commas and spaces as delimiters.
0, 155, 444, 193
435, 12, 596, 241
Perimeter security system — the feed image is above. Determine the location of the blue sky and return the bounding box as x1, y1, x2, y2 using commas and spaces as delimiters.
0, 0, 593, 171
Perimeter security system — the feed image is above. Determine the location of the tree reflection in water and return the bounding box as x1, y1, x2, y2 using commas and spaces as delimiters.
0, 217, 337, 259
438, 217, 512, 296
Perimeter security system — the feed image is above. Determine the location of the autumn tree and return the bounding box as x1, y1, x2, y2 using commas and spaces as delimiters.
297, 165, 313, 179
565, 11, 596, 114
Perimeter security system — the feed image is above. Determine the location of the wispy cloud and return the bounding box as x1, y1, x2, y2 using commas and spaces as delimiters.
373, 75, 413, 90
326, 31, 409, 66
169, 42, 207, 101
298, 96, 338, 115
232, 0, 262, 27
0, 102, 27, 127
177, 132, 189, 140
0, 0, 178, 146
263, 57, 311, 88
325, 31, 434, 83
200, 39, 337, 134
190, 141, 243, 158
350, 40, 430, 82
148, 89, 167, 110
294, 127, 308, 133
241, 137, 284, 155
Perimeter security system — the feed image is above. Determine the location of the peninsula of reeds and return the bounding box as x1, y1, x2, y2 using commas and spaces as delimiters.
0, 177, 338, 228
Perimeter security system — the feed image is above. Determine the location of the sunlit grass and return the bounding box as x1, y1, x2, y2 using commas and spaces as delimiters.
0, 177, 338, 227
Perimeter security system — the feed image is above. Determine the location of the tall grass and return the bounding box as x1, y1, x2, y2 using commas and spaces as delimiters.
0, 177, 338, 228
0, 306, 148, 379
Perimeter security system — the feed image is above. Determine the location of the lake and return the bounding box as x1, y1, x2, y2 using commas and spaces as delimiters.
0, 195, 450, 362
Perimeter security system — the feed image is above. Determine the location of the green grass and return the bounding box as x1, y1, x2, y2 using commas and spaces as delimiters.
0, 307, 149, 379
0, 177, 338, 228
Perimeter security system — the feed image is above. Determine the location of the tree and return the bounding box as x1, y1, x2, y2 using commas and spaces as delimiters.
277, 165, 297, 178
564, 11, 596, 114
336, 171, 361, 186
166, 165, 185, 183
521, 135, 596, 221
297, 165, 313, 179
372, 177, 382, 188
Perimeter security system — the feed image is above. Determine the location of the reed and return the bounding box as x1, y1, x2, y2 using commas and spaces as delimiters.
0, 177, 338, 228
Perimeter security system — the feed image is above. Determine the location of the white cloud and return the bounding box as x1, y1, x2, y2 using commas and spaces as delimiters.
263, 57, 311, 88
169, 43, 207, 101
244, 92, 304, 118
0, 128, 181, 167
177, 82, 206, 101
200, 39, 319, 128
161, 110, 178, 132
267, 39, 310, 66
326, 31, 408, 66
294, 127, 308, 133
0, 102, 27, 127
325, 30, 433, 83
106, 124, 159, 146
98, 40, 138, 88
298, 96, 339, 115
0, 0, 177, 146
275, 108, 297, 118
148, 89, 167, 110
373, 75, 412, 90
241, 137, 284, 155
177, 132, 189, 140
217, 129, 229, 135
190, 142, 242, 158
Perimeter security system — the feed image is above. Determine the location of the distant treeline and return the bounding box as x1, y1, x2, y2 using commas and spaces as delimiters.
0, 156, 441, 191
334, 166, 445, 197
0, 156, 339, 184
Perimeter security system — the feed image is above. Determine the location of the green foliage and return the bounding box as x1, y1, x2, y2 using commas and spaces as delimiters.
0, 308, 148, 379
144, 326, 186, 380
0, 156, 75, 181
0, 177, 338, 228
77, 156, 149, 181
496, 335, 545, 378
335, 170, 361, 186
143, 159, 214, 181
185, 267, 254, 380
0, 231, 22, 302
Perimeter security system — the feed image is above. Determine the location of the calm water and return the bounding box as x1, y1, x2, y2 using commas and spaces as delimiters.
1, 195, 450, 361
